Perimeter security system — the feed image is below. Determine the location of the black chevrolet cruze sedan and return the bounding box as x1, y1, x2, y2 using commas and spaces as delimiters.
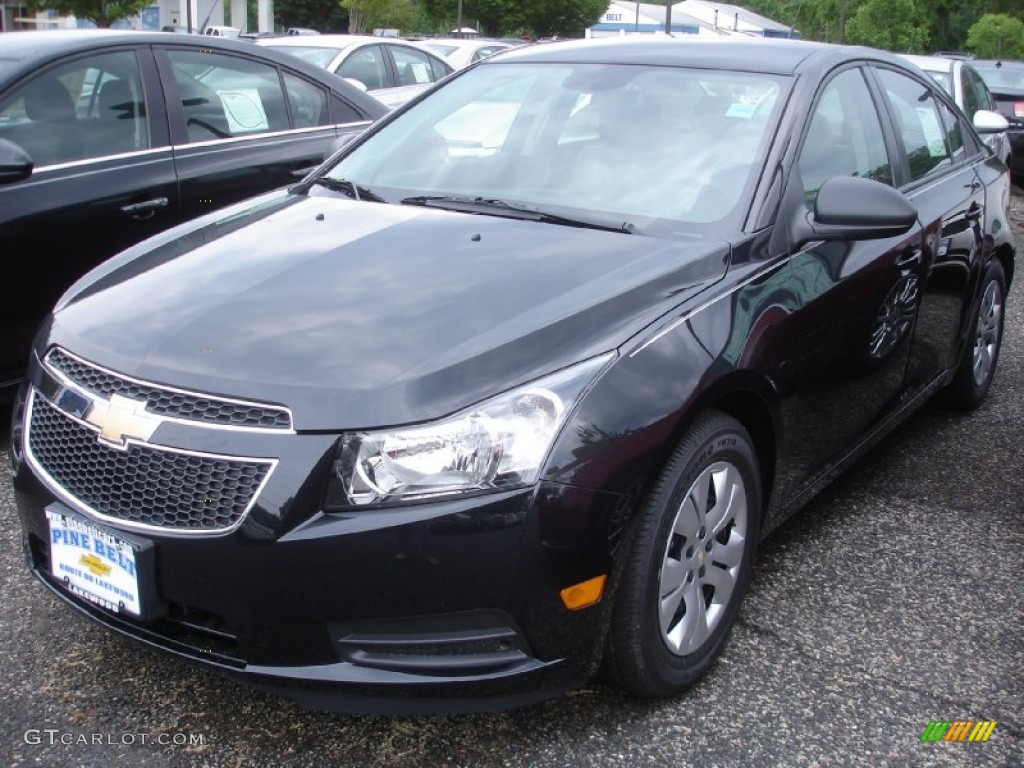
9, 37, 1016, 714
0, 30, 387, 394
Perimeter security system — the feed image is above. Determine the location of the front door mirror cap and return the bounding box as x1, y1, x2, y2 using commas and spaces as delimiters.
0, 138, 33, 185
973, 109, 1009, 135
791, 176, 917, 248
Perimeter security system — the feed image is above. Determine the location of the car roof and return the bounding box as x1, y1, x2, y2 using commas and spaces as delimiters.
0, 29, 274, 61
899, 54, 956, 74
492, 36, 904, 76
258, 34, 414, 49
424, 38, 510, 50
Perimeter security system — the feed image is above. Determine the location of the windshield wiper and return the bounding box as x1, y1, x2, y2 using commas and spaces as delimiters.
311, 177, 388, 203
400, 195, 634, 234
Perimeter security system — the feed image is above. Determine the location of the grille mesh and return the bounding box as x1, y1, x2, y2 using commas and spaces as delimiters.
29, 395, 271, 531
47, 349, 291, 429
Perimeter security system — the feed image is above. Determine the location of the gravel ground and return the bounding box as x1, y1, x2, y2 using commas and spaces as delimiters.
1, 188, 1021, 767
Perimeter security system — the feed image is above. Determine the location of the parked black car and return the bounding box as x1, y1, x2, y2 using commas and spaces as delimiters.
10, 38, 1015, 715
0, 30, 387, 394
972, 59, 1024, 179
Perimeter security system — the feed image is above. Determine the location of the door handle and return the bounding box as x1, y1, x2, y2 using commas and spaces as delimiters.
965, 202, 983, 222
121, 197, 169, 219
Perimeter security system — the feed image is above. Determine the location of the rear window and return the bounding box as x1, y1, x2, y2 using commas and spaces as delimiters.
973, 62, 1024, 94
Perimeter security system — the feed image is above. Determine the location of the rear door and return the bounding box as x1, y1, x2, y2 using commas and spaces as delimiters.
156, 44, 369, 223
868, 66, 987, 397
379, 43, 452, 109
0, 45, 176, 383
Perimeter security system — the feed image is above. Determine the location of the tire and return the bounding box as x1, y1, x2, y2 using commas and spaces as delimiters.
943, 259, 1006, 410
605, 410, 761, 698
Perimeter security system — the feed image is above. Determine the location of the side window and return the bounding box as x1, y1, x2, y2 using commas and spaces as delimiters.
430, 56, 450, 81
936, 99, 965, 162
167, 50, 288, 142
798, 68, 891, 204
282, 72, 327, 128
961, 67, 980, 119
964, 67, 994, 113
0, 50, 148, 166
390, 45, 442, 86
472, 46, 502, 63
337, 46, 387, 91
876, 69, 952, 183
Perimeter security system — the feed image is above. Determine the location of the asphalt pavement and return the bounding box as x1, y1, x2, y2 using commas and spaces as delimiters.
1, 191, 1021, 767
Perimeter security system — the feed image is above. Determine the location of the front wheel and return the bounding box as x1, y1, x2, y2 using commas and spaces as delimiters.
605, 410, 761, 697
942, 259, 1006, 410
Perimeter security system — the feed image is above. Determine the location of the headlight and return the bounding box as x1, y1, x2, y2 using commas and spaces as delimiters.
326, 354, 613, 508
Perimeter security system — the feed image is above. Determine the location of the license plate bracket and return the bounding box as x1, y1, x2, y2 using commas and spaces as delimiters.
45, 503, 164, 622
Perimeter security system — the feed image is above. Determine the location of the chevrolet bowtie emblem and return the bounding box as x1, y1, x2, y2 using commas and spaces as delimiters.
85, 394, 160, 447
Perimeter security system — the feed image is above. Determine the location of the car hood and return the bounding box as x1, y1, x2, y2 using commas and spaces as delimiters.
50, 192, 729, 430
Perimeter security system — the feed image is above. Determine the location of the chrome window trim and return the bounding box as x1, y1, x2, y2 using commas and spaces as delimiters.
27, 146, 174, 175
172, 121, 373, 151
44, 347, 296, 433
24, 388, 279, 537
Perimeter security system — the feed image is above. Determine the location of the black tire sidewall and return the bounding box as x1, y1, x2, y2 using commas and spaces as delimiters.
608, 411, 762, 697
946, 259, 1007, 409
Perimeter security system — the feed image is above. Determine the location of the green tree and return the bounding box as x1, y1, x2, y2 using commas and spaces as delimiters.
343, 0, 416, 33
274, 0, 348, 32
744, 0, 865, 42
845, 0, 929, 51
966, 13, 1024, 58
26, 0, 150, 27
422, 0, 606, 37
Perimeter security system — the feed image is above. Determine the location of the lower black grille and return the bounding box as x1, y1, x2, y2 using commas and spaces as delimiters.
27, 393, 272, 531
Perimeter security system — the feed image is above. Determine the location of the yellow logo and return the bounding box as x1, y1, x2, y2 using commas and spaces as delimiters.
85, 394, 160, 447
79, 553, 112, 577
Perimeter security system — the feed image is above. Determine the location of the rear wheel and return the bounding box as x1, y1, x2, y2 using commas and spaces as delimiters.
943, 259, 1006, 410
606, 410, 761, 697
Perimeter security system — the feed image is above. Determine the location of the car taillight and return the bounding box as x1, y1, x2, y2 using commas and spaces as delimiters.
1015, 102, 1024, 118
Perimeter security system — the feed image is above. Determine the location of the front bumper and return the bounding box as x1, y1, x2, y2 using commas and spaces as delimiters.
11, 368, 629, 714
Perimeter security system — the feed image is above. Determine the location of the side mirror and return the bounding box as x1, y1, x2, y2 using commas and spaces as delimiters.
973, 109, 1009, 134
0, 138, 33, 185
791, 176, 917, 247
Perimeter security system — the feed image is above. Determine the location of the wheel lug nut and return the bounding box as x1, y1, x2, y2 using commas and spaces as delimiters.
705, 541, 713, 552
698, 565, 706, 577
686, 571, 694, 583
686, 546, 695, 558
698, 526, 706, 540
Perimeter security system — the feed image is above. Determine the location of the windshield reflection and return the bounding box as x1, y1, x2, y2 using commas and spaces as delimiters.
324, 62, 789, 238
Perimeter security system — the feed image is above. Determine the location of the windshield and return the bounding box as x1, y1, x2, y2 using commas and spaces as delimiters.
973, 61, 1024, 93
322, 62, 787, 237
263, 45, 347, 69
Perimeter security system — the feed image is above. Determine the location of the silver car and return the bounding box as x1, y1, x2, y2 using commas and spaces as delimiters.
900, 54, 1012, 168
257, 34, 453, 109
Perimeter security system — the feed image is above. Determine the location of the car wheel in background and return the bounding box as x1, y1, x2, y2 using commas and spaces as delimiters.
606, 410, 761, 697
943, 259, 1006, 410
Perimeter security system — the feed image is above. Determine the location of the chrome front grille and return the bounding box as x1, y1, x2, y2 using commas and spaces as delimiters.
46, 348, 292, 430
27, 393, 274, 532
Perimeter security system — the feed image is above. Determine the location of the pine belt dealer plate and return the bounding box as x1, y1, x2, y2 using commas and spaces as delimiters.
46, 508, 144, 618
